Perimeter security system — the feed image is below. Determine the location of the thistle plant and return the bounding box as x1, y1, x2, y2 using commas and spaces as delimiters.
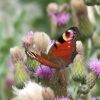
10, 47, 30, 88
2, 0, 100, 100
71, 0, 94, 41
47, 3, 70, 38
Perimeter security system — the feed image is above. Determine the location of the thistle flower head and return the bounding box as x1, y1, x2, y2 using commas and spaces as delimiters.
47, 3, 58, 15
12, 81, 55, 100
10, 47, 26, 63
72, 54, 87, 83
88, 59, 100, 77
71, 0, 87, 15
12, 81, 44, 100
33, 32, 51, 53
51, 12, 70, 26
71, 0, 93, 39
42, 87, 55, 100
76, 41, 84, 55
35, 64, 55, 79
22, 31, 34, 49
47, 3, 70, 26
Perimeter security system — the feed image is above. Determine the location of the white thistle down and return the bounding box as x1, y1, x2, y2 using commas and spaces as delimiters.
12, 81, 55, 100
33, 32, 51, 53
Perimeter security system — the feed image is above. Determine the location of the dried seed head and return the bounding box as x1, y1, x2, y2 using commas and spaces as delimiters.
71, 0, 87, 16
10, 47, 26, 63
47, 3, 58, 15
12, 81, 54, 100
33, 32, 51, 53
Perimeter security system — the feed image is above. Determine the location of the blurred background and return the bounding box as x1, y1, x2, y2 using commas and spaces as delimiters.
0, 0, 100, 100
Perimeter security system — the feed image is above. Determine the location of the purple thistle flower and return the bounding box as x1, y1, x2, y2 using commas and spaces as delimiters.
88, 59, 100, 77
22, 31, 34, 49
57, 97, 70, 100
27, 31, 34, 36
51, 12, 70, 26
6, 74, 14, 88
35, 64, 55, 79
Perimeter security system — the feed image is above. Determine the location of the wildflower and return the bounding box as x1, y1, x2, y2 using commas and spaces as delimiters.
71, 0, 93, 40
10, 47, 26, 63
47, 3, 58, 15
51, 12, 70, 26
35, 64, 55, 79
12, 81, 55, 100
42, 87, 55, 100
22, 31, 34, 49
47, 3, 70, 26
10, 47, 30, 88
88, 59, 100, 77
23, 31, 50, 71
33, 32, 51, 53
71, 54, 87, 83
76, 41, 84, 55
